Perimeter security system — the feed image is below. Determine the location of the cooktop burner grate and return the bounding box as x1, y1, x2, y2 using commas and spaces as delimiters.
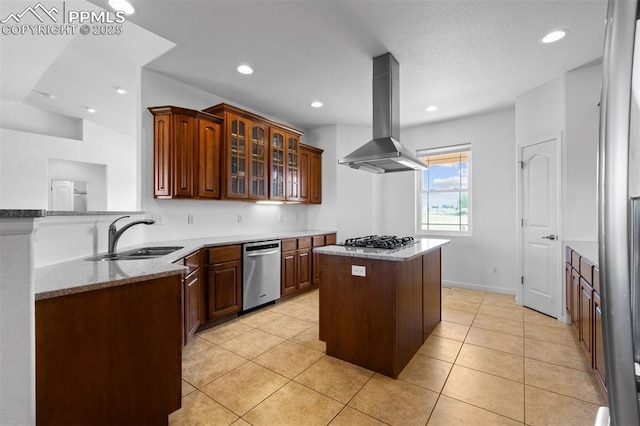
343, 235, 415, 249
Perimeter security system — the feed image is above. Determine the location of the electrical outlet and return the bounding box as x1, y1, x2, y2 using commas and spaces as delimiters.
352, 265, 366, 277
187, 214, 194, 225
493, 266, 499, 274
237, 214, 243, 223
295, 213, 299, 221
279, 214, 283, 223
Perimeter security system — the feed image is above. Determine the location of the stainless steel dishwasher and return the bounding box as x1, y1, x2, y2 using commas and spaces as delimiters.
242, 240, 281, 311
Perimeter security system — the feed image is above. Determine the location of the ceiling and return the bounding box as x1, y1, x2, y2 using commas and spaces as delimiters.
120, 0, 608, 131
1, 0, 608, 135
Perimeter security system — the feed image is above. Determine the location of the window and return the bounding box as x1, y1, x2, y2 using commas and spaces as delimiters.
416, 144, 471, 234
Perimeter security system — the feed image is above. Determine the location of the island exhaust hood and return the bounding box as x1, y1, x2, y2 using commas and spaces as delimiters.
338, 53, 426, 173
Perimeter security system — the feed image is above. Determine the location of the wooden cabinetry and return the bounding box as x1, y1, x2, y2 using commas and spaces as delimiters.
36, 275, 182, 425
149, 106, 222, 199
182, 250, 202, 343
312, 233, 336, 285
286, 133, 300, 201
269, 127, 287, 201
206, 245, 242, 320
565, 246, 606, 397
281, 237, 311, 297
300, 144, 323, 204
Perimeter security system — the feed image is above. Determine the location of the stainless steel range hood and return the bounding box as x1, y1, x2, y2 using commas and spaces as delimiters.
339, 53, 426, 173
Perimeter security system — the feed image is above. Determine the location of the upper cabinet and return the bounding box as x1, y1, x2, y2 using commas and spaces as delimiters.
150, 103, 322, 204
149, 106, 222, 199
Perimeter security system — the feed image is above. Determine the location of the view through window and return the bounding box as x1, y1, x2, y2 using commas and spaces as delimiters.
417, 144, 471, 234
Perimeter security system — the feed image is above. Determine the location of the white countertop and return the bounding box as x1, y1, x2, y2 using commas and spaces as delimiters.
565, 240, 599, 266
34, 229, 336, 300
313, 238, 450, 261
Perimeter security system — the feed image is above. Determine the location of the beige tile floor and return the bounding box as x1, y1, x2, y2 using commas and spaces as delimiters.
171, 287, 607, 425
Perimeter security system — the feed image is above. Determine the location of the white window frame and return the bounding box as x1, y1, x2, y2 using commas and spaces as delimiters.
415, 143, 472, 237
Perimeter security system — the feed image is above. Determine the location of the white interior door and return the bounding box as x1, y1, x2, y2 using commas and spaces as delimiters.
50, 179, 74, 211
521, 138, 559, 318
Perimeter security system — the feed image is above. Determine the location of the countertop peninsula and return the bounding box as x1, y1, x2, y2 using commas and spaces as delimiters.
35, 229, 336, 300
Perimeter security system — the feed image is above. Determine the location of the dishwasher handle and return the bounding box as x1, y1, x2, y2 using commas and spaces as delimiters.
246, 250, 280, 257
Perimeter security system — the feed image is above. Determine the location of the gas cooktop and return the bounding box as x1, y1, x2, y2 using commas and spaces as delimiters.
343, 235, 416, 249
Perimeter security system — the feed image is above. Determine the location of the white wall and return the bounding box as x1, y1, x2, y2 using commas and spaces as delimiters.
140, 69, 314, 243
392, 109, 517, 293
564, 64, 601, 240
305, 124, 377, 240
0, 121, 136, 211
48, 159, 107, 211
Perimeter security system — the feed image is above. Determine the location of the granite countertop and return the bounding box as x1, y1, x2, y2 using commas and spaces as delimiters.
564, 240, 599, 266
34, 229, 336, 300
313, 238, 450, 261
0, 209, 47, 218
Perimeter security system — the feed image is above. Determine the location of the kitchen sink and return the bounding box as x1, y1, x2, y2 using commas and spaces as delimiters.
85, 246, 184, 261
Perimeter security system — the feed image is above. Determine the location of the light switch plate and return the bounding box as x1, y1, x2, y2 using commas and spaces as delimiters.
351, 265, 366, 277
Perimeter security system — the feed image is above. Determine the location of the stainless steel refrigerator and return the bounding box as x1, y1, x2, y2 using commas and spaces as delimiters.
597, 0, 640, 424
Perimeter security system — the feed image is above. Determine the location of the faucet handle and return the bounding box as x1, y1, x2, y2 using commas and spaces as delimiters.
109, 215, 130, 230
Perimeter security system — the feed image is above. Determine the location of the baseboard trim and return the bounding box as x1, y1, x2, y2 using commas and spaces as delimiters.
442, 280, 516, 295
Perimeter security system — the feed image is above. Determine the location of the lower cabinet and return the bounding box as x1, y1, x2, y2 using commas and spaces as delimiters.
36, 275, 182, 425
183, 250, 202, 344
313, 233, 336, 285
206, 245, 242, 320
281, 237, 312, 297
565, 245, 606, 397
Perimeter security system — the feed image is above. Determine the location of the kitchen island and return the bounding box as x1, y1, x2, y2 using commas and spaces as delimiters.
315, 238, 449, 378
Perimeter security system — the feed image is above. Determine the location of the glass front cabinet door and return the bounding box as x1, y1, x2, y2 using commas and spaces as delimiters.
226, 114, 248, 199
269, 128, 286, 201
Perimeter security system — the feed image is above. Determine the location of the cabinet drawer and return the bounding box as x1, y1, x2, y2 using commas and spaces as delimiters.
207, 245, 241, 264
580, 258, 594, 285
184, 250, 201, 275
312, 235, 325, 247
571, 251, 581, 268
593, 267, 600, 294
282, 238, 297, 252
298, 237, 312, 249
326, 233, 337, 245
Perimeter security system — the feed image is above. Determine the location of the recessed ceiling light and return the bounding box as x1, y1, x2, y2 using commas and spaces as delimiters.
310, 101, 323, 108
541, 30, 567, 44
425, 106, 438, 112
86, 107, 96, 113
115, 87, 127, 95
237, 65, 254, 75
108, 0, 135, 15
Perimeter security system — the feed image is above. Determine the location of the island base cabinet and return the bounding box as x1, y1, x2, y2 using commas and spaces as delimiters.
36, 275, 182, 425
423, 249, 442, 340
319, 249, 441, 379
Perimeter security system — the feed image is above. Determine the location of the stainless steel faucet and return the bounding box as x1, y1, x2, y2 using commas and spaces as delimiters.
108, 216, 155, 254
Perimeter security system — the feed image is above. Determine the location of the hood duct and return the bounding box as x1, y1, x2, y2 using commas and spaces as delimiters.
338, 52, 427, 173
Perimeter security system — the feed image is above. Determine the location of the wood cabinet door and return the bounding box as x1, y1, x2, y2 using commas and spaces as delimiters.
185, 271, 201, 341
225, 114, 249, 199
579, 278, 593, 361
571, 268, 580, 338
299, 148, 310, 203
173, 114, 195, 197
565, 262, 572, 316
207, 260, 242, 319
310, 150, 322, 204
298, 248, 312, 289
197, 119, 221, 199
249, 122, 268, 200
269, 128, 286, 201
153, 113, 172, 197
286, 133, 300, 201
281, 251, 297, 296
594, 291, 606, 390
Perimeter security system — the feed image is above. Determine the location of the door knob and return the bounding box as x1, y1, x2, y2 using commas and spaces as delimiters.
541, 234, 557, 240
